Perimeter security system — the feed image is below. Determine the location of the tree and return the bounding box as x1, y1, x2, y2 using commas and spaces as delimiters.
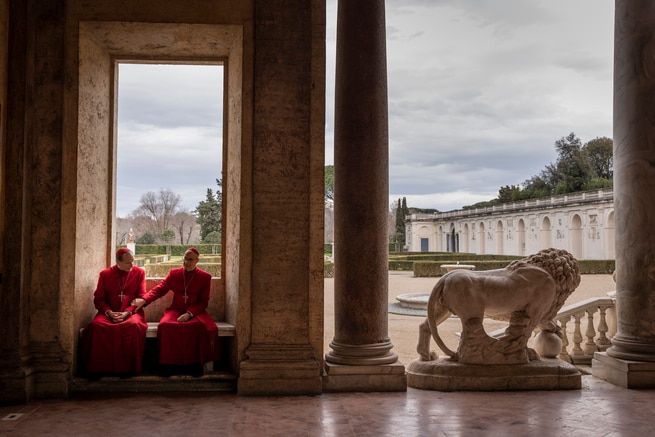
497, 185, 521, 203
583, 136, 613, 180
136, 231, 156, 244
468, 132, 613, 209
401, 197, 409, 218
160, 229, 175, 243
133, 188, 182, 241
195, 179, 222, 242
520, 133, 593, 198
394, 198, 404, 235
391, 197, 410, 250
160, 229, 175, 254
171, 211, 198, 244
552, 132, 590, 193
205, 231, 221, 244
325, 165, 334, 203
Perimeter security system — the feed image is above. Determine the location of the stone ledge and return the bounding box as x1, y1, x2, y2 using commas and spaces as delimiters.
323, 361, 407, 392
407, 357, 581, 391
592, 351, 655, 389
71, 372, 237, 393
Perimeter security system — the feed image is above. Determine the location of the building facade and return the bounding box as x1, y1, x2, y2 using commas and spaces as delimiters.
406, 189, 615, 260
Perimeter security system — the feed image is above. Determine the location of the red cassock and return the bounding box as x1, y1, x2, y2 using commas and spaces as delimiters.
80, 265, 147, 374
142, 267, 219, 365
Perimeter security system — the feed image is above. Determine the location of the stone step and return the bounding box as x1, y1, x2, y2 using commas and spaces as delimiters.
72, 371, 237, 393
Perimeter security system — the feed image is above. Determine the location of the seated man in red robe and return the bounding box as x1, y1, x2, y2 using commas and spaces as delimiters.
132, 247, 218, 377
80, 248, 147, 379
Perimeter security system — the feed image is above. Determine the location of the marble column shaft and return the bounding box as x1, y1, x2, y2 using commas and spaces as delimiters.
327, 0, 397, 365
608, 0, 655, 361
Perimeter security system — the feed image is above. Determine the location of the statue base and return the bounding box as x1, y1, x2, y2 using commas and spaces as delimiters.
407, 357, 581, 391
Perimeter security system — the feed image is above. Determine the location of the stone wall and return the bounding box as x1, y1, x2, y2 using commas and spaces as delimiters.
0, 0, 325, 403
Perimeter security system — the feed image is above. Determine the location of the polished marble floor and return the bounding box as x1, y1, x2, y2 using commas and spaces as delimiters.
1, 375, 653, 436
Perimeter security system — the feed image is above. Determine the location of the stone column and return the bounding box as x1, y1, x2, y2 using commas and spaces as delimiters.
237, 0, 325, 396
324, 0, 406, 392
592, 0, 655, 388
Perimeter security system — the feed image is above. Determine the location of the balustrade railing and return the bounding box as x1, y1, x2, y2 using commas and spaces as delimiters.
408, 187, 614, 221
486, 294, 616, 366
554, 296, 616, 365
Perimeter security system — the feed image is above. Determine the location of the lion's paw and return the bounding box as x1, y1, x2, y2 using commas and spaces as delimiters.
526, 347, 541, 361
419, 351, 438, 361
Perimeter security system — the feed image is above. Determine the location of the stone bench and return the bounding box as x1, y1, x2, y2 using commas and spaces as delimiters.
145, 321, 235, 338
80, 320, 235, 338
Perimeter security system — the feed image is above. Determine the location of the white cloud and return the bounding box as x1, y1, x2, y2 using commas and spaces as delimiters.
117, 1, 614, 216
391, 191, 496, 213
116, 64, 223, 217
378, 0, 614, 211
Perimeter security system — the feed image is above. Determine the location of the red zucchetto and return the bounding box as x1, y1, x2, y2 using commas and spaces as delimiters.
186, 247, 200, 256
116, 247, 132, 258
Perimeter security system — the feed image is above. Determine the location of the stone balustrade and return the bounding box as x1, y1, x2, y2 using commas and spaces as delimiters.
554, 296, 616, 365
487, 295, 616, 366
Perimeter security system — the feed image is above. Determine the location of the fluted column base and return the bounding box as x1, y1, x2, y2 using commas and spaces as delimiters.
325, 340, 398, 366
606, 335, 655, 362
323, 340, 406, 392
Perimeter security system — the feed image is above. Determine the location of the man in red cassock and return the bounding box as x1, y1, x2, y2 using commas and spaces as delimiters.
132, 247, 218, 377
80, 248, 147, 378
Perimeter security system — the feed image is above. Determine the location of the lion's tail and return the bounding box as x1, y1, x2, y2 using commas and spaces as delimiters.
427, 278, 458, 359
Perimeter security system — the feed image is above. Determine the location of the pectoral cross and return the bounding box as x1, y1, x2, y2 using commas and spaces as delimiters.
116, 270, 128, 302
183, 271, 195, 305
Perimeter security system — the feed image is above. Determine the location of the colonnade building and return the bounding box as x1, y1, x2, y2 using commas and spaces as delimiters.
405, 188, 615, 260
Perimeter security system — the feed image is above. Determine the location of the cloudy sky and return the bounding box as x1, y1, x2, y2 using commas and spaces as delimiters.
116, 0, 614, 217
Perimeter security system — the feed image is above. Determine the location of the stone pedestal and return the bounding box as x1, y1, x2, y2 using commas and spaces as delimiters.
323, 362, 406, 393
592, 352, 655, 389
407, 358, 581, 391
239, 345, 322, 396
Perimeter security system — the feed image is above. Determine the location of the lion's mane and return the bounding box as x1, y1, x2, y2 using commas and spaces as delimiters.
507, 247, 581, 321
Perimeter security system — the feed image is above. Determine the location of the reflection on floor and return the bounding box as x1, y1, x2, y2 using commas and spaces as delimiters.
1, 375, 654, 436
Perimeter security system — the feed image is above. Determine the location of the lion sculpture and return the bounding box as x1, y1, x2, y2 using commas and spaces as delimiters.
417, 248, 581, 365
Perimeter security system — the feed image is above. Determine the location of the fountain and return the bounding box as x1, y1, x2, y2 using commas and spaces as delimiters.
388, 263, 476, 317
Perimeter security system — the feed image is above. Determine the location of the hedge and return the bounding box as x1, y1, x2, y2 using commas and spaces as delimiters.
119, 244, 222, 256
144, 262, 221, 277
412, 259, 615, 277
325, 258, 615, 278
